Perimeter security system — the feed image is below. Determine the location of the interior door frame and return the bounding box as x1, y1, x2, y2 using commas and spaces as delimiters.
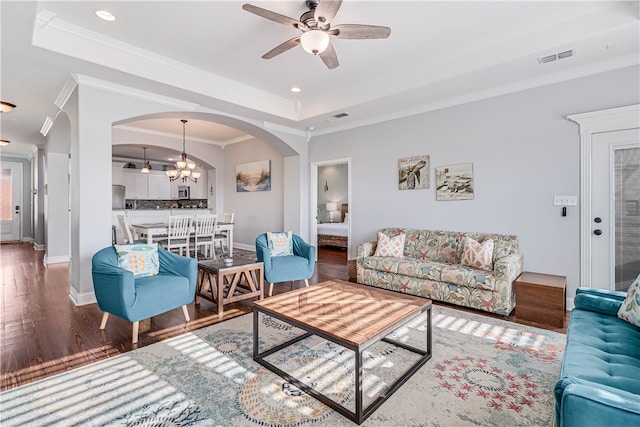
310, 158, 352, 259
0, 161, 24, 242
567, 104, 640, 288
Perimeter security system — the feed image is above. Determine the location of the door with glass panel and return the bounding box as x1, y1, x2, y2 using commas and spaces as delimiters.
591, 129, 640, 292
0, 162, 23, 242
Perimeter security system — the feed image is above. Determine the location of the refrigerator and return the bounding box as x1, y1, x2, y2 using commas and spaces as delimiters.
112, 185, 126, 210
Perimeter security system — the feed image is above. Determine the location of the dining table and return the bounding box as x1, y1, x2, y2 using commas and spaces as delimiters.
130, 222, 235, 256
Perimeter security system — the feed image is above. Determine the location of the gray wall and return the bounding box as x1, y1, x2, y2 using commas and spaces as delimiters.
309, 65, 640, 301
318, 164, 348, 222
1, 155, 33, 240
224, 138, 284, 247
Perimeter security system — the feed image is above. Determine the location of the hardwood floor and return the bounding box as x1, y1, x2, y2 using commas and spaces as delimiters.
0, 242, 567, 392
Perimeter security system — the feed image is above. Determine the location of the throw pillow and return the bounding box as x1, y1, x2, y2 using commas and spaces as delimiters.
461, 236, 494, 271
373, 232, 406, 258
617, 274, 640, 327
114, 243, 159, 278
266, 231, 294, 257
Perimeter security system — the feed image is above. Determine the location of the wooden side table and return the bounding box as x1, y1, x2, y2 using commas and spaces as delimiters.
196, 257, 264, 317
515, 272, 566, 327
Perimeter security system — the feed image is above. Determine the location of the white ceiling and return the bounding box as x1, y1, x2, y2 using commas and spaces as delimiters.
1, 1, 638, 160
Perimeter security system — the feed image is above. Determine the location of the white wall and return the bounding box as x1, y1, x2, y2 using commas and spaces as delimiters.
309, 65, 640, 301
318, 164, 348, 222
224, 138, 284, 247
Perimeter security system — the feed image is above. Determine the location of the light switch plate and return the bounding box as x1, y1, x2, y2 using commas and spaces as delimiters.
554, 195, 578, 206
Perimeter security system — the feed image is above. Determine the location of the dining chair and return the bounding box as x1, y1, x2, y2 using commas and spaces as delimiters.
214, 212, 235, 254
159, 215, 192, 256
117, 215, 137, 243
191, 214, 217, 260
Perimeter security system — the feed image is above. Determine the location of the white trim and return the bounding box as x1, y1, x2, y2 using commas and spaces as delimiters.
233, 242, 255, 252
43, 255, 70, 265
567, 297, 575, 312
566, 104, 640, 288
33, 243, 45, 251
75, 75, 200, 110
69, 288, 96, 306
54, 74, 79, 109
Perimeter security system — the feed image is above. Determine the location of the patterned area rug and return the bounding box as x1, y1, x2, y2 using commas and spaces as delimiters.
0, 305, 565, 426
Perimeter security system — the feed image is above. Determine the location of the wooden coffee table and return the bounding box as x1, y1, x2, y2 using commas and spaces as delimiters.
196, 257, 263, 317
253, 280, 432, 425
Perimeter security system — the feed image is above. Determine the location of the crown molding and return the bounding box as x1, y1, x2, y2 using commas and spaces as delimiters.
74, 75, 200, 110
54, 74, 78, 109
33, 11, 299, 120
262, 121, 307, 137
313, 55, 640, 138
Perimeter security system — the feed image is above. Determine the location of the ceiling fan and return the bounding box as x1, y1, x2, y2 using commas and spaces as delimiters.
242, 0, 391, 69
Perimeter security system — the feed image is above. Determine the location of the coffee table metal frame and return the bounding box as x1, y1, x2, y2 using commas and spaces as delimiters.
196, 257, 263, 317
252, 283, 432, 425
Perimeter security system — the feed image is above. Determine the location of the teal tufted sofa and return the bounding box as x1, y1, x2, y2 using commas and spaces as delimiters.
554, 287, 640, 427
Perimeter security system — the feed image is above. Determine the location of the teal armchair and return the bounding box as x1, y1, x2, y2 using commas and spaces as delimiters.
255, 233, 316, 296
92, 246, 197, 343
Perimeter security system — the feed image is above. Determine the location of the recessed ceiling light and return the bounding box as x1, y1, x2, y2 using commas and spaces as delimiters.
290, 87, 301, 93
95, 10, 116, 22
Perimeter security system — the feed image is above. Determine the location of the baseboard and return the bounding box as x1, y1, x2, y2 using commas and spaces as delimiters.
566, 297, 575, 311
69, 288, 96, 306
33, 242, 45, 251
233, 243, 255, 252
22, 237, 34, 243
44, 254, 70, 264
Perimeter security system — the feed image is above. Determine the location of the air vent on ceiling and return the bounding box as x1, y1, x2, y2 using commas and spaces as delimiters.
538, 49, 574, 64
333, 112, 350, 118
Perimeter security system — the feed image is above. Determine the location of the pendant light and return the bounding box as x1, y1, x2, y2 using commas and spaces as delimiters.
140, 147, 151, 173
166, 119, 201, 183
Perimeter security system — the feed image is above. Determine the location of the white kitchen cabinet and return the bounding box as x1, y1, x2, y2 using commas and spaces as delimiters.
147, 173, 171, 199
122, 171, 147, 199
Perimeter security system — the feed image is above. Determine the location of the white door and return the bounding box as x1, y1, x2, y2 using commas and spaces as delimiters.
0, 162, 23, 242
591, 129, 640, 291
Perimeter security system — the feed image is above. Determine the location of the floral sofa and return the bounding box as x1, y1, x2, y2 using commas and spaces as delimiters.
356, 228, 522, 315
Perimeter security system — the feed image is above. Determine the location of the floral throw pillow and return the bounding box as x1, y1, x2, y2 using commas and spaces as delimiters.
618, 274, 640, 327
461, 236, 494, 271
267, 231, 294, 257
114, 243, 159, 278
373, 232, 406, 258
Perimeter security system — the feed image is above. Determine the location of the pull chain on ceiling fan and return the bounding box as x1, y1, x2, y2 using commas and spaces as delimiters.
242, 0, 391, 69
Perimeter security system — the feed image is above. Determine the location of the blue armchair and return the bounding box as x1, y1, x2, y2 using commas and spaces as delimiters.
255, 233, 316, 297
92, 246, 197, 343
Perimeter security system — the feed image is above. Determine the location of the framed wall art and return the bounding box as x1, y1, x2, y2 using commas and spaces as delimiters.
236, 160, 271, 192
435, 163, 474, 200
398, 155, 430, 190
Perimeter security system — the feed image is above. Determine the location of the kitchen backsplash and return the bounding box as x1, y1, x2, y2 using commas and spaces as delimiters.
125, 199, 208, 210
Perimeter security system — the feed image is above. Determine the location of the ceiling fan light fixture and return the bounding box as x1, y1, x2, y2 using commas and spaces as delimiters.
0, 101, 16, 113
301, 30, 330, 55
0, 140, 10, 147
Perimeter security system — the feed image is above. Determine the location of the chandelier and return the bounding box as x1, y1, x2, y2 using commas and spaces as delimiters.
166, 119, 201, 183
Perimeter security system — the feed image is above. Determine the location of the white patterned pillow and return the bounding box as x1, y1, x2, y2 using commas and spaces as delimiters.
461, 236, 494, 271
373, 232, 405, 258
617, 274, 640, 327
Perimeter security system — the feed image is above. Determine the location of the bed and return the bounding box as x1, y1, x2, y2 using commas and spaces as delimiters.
317, 203, 349, 248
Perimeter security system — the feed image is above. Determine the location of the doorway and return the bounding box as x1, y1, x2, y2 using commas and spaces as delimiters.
591, 132, 640, 291
310, 158, 351, 257
569, 105, 640, 291
0, 161, 23, 242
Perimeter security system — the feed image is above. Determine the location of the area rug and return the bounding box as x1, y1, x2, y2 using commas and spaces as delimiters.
0, 305, 565, 426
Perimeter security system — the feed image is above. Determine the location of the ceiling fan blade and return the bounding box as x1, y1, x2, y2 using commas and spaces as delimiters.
331, 24, 391, 39
315, 0, 343, 25
262, 37, 301, 59
319, 42, 339, 69
242, 4, 302, 29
